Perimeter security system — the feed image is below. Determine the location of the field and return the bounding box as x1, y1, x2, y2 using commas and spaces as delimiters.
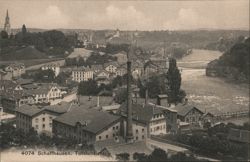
67, 48, 93, 58
179, 49, 249, 115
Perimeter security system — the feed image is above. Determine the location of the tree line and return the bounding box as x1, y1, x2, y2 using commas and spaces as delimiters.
0, 24, 77, 57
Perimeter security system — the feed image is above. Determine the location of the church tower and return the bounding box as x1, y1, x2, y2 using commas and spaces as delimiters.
4, 10, 11, 36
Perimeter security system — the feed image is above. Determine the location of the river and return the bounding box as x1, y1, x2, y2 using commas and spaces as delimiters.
178, 49, 249, 115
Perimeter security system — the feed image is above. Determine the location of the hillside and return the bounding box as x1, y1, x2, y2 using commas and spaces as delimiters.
0, 46, 47, 60
206, 37, 250, 82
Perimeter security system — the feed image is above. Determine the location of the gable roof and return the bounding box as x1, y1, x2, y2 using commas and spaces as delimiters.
54, 107, 121, 134
16, 102, 71, 117
172, 104, 204, 117
104, 61, 119, 68
16, 105, 42, 116
118, 102, 166, 124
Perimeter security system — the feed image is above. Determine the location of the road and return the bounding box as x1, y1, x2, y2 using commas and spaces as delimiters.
50, 92, 77, 105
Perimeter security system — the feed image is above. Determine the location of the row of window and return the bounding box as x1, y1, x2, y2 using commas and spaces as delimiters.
150, 124, 166, 132
35, 116, 53, 123
35, 123, 52, 129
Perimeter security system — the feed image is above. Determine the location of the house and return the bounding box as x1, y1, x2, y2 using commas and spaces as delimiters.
0, 80, 35, 112
4, 63, 25, 79
53, 107, 122, 144
0, 69, 12, 80
15, 102, 70, 135
97, 141, 152, 160
228, 128, 250, 144
1, 91, 35, 112
144, 59, 168, 77
26, 83, 63, 104
113, 51, 127, 65
94, 70, 110, 86
172, 104, 204, 125
95, 70, 110, 78
116, 66, 127, 77
104, 62, 119, 73
41, 63, 60, 77
118, 102, 177, 136
132, 61, 144, 79
72, 66, 94, 82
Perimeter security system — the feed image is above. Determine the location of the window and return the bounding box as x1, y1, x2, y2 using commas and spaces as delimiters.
136, 136, 138, 140
99, 136, 101, 140
35, 118, 39, 123
42, 118, 45, 122
142, 135, 145, 139
106, 135, 109, 139
113, 134, 115, 137
116, 126, 119, 130
113, 127, 115, 130
136, 129, 138, 134
49, 123, 52, 127
142, 128, 144, 133
42, 124, 45, 129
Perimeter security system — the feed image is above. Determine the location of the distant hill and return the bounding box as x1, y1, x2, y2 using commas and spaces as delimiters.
206, 37, 250, 82
0, 46, 47, 60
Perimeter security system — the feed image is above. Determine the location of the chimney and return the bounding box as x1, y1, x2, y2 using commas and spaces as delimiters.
145, 88, 148, 105
97, 96, 100, 107
126, 60, 134, 143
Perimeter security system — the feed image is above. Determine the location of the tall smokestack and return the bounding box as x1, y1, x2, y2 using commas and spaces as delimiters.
126, 60, 134, 143
145, 88, 148, 105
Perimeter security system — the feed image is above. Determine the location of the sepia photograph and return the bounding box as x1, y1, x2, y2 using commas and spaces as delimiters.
0, 0, 249, 161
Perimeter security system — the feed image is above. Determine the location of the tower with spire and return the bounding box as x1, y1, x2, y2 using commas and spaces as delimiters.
4, 10, 11, 36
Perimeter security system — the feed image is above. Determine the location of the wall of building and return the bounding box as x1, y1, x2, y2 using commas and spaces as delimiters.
149, 114, 167, 135
184, 109, 203, 124
53, 121, 96, 144
72, 70, 94, 82
105, 65, 117, 73
16, 113, 32, 133
32, 111, 59, 135
96, 121, 120, 141
122, 120, 147, 141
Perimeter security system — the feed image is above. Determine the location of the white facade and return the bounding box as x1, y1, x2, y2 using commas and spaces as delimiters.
41, 64, 60, 77
149, 114, 167, 135
105, 65, 117, 73
72, 69, 94, 82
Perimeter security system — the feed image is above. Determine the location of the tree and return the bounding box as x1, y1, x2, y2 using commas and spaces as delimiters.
34, 69, 55, 83
22, 24, 27, 35
166, 58, 185, 104
1, 30, 8, 39
138, 75, 166, 98
114, 88, 127, 104
78, 80, 99, 95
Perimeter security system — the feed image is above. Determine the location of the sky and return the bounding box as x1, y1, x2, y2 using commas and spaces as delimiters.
0, 0, 249, 30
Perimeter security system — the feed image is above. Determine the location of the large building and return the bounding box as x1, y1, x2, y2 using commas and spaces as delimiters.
72, 66, 94, 82
0, 80, 35, 112
15, 102, 70, 135
26, 83, 63, 104
118, 102, 178, 136
3, 63, 25, 79
172, 104, 204, 125
3, 10, 11, 36
53, 106, 122, 144
41, 63, 60, 77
